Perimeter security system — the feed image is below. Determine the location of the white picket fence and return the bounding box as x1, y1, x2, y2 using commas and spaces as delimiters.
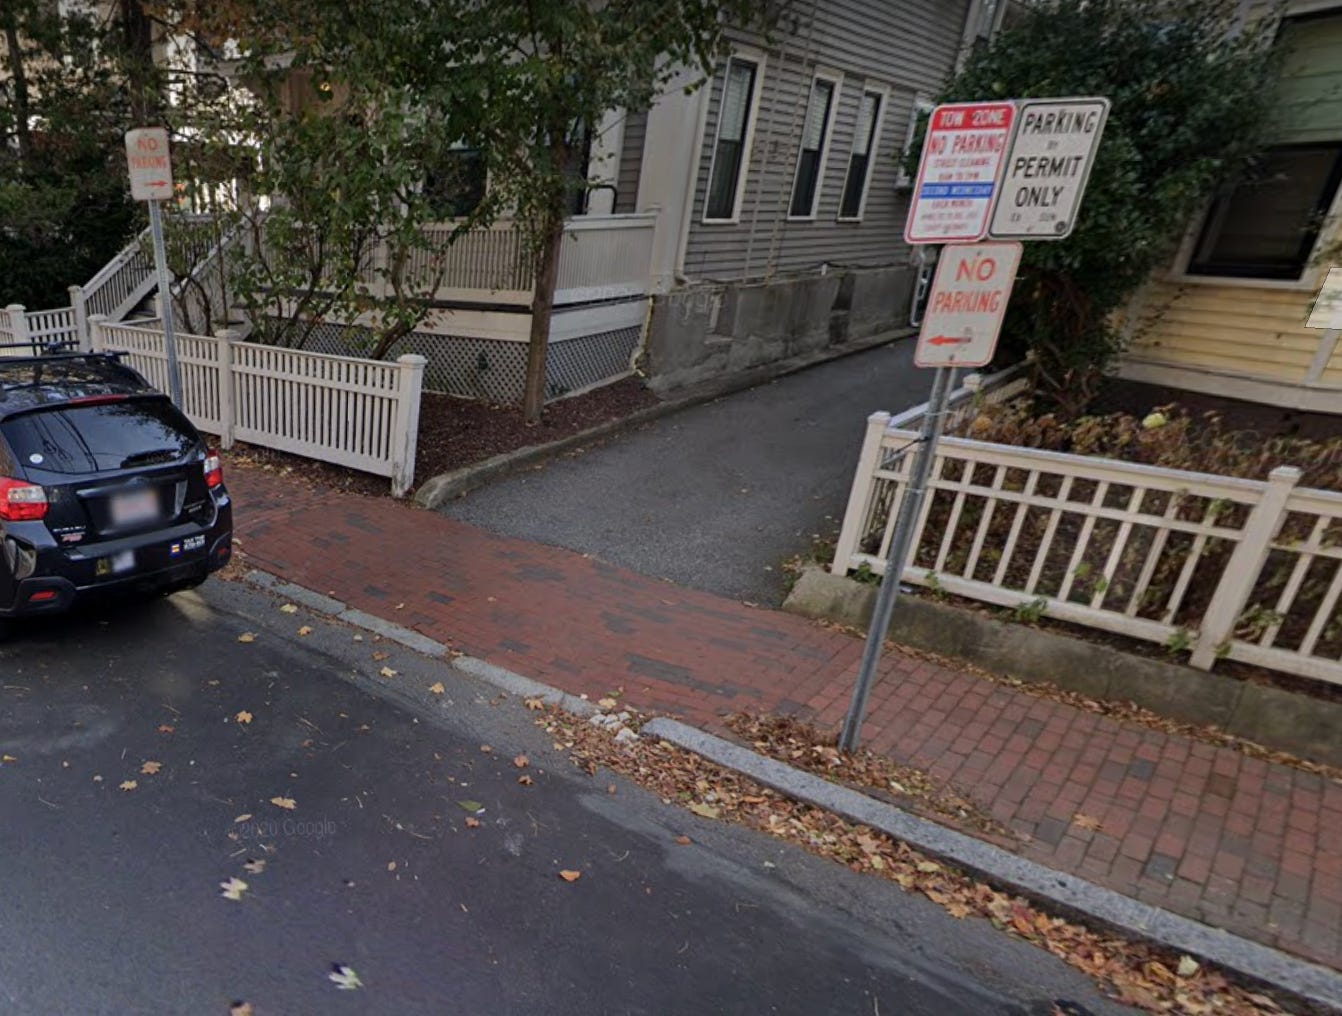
0, 301, 83, 354
90, 317, 426, 496
832, 372, 1342, 688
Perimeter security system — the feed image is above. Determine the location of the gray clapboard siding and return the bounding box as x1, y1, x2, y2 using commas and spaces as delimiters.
683, 0, 971, 282
614, 110, 648, 213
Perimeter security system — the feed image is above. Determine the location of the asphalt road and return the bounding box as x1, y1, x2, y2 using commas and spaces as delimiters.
439, 341, 933, 606
0, 580, 1130, 1015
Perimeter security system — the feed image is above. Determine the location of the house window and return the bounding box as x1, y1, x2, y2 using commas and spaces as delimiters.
789, 76, 838, 218
1187, 143, 1342, 280
426, 146, 487, 219
839, 90, 884, 220
705, 57, 760, 221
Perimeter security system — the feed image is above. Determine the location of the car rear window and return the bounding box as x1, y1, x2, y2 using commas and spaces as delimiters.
1, 398, 199, 476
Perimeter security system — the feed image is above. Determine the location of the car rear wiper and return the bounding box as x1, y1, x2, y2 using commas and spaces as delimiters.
119, 448, 182, 468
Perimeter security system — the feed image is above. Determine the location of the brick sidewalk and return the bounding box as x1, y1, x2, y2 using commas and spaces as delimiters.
230, 466, 1342, 969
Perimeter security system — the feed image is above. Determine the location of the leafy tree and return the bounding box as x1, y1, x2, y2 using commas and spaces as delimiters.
165, 0, 784, 420
935, 0, 1279, 416
0, 2, 142, 309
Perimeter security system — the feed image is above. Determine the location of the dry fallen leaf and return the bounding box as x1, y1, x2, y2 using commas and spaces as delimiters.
119, 779, 138, 792
269, 796, 297, 811
458, 800, 484, 813
558, 869, 582, 882
464, 817, 481, 829
1, 754, 16, 764
517, 775, 534, 786
597, 697, 618, 710
234, 814, 252, 824
297, 625, 313, 637
428, 682, 446, 695
606, 784, 617, 795
1177, 955, 1200, 978
328, 965, 362, 991
279, 604, 298, 614
230, 1003, 254, 1016
157, 724, 174, 735
1072, 813, 1101, 832
235, 710, 253, 725
687, 802, 719, 820
237, 632, 256, 644
379, 667, 397, 679
140, 761, 162, 775
674, 835, 692, 846
387, 861, 397, 872
219, 877, 248, 901
524, 697, 545, 711
243, 858, 266, 874
372, 651, 390, 662
513, 754, 529, 769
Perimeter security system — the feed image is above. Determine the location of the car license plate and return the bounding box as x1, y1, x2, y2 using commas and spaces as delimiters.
110, 488, 159, 527
96, 550, 135, 576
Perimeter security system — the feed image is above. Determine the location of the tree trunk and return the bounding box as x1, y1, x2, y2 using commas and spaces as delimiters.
523, 212, 566, 424
2, 9, 32, 164
119, 0, 157, 124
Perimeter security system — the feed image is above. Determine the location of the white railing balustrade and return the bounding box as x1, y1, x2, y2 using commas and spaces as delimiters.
0, 302, 81, 355
90, 317, 425, 497
831, 372, 1342, 688
83, 226, 157, 320
355, 213, 656, 306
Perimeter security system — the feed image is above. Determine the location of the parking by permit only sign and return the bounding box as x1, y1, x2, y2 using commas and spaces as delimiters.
914, 241, 1023, 368
989, 97, 1109, 240
904, 102, 1015, 244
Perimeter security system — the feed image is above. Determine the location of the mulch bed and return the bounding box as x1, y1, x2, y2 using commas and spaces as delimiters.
223, 377, 662, 499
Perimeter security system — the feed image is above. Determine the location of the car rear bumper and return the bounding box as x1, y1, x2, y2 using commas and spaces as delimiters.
0, 502, 233, 617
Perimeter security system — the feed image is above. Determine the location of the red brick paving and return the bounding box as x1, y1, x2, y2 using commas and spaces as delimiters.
230, 466, 1342, 970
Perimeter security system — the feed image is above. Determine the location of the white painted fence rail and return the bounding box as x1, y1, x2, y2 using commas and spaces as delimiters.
832, 372, 1342, 688
0, 302, 82, 353
90, 317, 426, 497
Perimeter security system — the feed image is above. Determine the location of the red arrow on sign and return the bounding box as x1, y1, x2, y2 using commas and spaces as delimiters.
145, 180, 170, 187
926, 335, 971, 346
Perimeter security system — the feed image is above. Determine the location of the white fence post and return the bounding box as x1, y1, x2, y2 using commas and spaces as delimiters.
1190, 465, 1302, 669
391, 354, 427, 497
831, 412, 890, 576
214, 328, 241, 450
69, 286, 90, 351
6, 304, 29, 352
88, 314, 109, 353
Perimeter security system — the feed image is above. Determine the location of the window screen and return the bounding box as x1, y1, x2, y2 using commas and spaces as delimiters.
790, 79, 836, 217
705, 59, 758, 220
1188, 143, 1342, 280
840, 91, 883, 218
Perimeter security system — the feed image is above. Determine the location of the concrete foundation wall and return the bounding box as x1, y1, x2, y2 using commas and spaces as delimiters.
645, 265, 912, 391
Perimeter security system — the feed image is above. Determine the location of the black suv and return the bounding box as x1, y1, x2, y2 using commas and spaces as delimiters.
0, 351, 233, 619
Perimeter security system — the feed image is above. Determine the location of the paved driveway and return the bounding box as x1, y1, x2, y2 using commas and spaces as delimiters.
439, 340, 931, 605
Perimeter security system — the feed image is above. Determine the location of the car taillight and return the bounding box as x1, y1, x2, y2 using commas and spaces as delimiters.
204, 451, 223, 489
0, 477, 48, 521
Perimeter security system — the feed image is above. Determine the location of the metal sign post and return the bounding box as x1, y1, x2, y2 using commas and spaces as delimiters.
838, 241, 1022, 752
838, 362, 952, 753
125, 127, 183, 406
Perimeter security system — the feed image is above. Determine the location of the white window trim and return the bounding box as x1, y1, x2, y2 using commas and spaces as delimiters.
786, 69, 844, 222
837, 84, 889, 224
701, 50, 768, 226
894, 93, 935, 191
1168, 146, 1342, 292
